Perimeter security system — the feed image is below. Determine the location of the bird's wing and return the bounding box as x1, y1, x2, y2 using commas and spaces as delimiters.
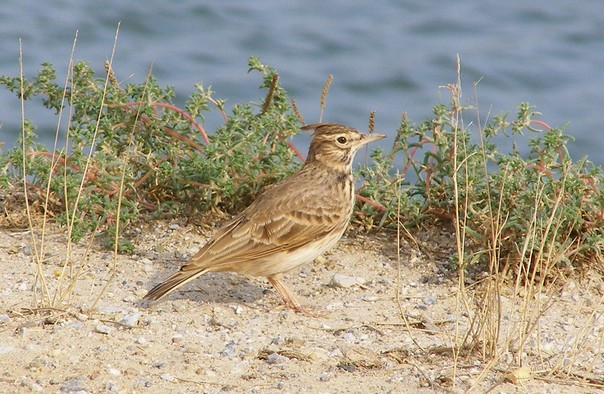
182, 177, 348, 272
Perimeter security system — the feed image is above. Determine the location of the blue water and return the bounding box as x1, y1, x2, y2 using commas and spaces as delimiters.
1, 0, 603, 164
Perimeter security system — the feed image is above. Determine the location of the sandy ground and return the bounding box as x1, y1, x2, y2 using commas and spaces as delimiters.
0, 221, 603, 393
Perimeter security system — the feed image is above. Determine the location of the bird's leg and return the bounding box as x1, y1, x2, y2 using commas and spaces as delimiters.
267, 274, 323, 316
267, 275, 302, 310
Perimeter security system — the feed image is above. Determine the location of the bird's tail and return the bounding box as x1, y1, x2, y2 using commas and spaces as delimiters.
143, 268, 209, 301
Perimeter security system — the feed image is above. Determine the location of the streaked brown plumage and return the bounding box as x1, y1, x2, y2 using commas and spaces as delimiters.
144, 123, 385, 312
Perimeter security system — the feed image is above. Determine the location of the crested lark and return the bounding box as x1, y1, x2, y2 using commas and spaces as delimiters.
144, 123, 385, 312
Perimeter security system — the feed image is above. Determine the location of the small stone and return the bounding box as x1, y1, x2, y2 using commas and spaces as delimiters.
134, 288, 148, 297
17, 282, 29, 291
152, 360, 165, 368
330, 274, 366, 288
168, 223, 180, 230
160, 373, 177, 382
319, 372, 331, 382
275, 381, 285, 390
123, 295, 136, 303
220, 341, 237, 358
422, 295, 437, 305
171, 334, 183, 344
234, 305, 244, 315
96, 324, 113, 335
107, 365, 121, 376
0, 313, 12, 324
136, 337, 147, 345
60, 377, 86, 392
337, 363, 356, 372
141, 259, 154, 274
120, 312, 141, 328
266, 352, 288, 365
76, 313, 88, 321
342, 332, 356, 342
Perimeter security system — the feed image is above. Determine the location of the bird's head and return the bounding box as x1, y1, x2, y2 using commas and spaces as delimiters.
302, 123, 385, 169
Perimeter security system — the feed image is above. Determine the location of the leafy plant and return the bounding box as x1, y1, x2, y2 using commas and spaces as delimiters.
0, 58, 303, 248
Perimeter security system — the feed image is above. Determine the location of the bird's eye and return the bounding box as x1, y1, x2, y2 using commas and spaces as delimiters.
337, 136, 347, 144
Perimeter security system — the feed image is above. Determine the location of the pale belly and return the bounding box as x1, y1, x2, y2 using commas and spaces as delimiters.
236, 228, 345, 277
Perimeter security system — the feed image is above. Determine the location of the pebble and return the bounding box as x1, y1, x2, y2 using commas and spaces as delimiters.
168, 223, 180, 230
120, 312, 141, 328
266, 352, 288, 364
141, 259, 154, 274
319, 372, 331, 382
76, 313, 88, 321
422, 295, 437, 305
220, 341, 237, 358
138, 291, 152, 301
330, 274, 366, 288
60, 377, 86, 392
17, 282, 29, 291
123, 295, 137, 303
342, 332, 356, 342
107, 365, 121, 376
95, 324, 113, 335
160, 373, 177, 382
171, 334, 183, 344
136, 337, 147, 345
0, 313, 12, 324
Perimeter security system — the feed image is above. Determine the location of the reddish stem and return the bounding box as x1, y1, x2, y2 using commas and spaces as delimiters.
355, 194, 387, 212
286, 141, 305, 162
530, 119, 551, 131
108, 101, 210, 145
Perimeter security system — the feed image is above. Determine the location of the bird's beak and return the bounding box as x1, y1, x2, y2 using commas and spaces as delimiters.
360, 133, 386, 145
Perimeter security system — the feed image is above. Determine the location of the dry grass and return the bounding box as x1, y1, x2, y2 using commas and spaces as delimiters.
19, 25, 127, 312
440, 55, 604, 392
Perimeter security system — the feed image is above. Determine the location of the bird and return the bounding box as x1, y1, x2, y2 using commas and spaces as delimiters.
143, 123, 385, 312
